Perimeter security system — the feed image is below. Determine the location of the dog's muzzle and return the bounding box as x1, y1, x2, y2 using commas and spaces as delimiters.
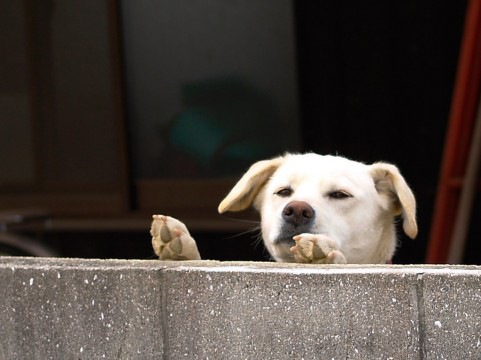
275, 201, 315, 245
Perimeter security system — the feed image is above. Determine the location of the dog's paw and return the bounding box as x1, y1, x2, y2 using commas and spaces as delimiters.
150, 215, 201, 260
290, 234, 347, 264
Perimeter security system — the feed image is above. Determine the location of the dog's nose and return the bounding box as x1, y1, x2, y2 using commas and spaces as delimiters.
282, 201, 314, 226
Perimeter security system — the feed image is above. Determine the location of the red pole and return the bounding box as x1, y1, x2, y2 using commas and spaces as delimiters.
426, 0, 481, 263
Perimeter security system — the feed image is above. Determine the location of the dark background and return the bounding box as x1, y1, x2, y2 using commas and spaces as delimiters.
5, 1, 478, 264
294, 1, 470, 264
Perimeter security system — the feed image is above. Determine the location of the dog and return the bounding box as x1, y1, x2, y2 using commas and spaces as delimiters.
150, 153, 417, 264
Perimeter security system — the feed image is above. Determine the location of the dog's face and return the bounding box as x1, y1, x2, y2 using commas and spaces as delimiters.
257, 154, 391, 262
218, 153, 417, 264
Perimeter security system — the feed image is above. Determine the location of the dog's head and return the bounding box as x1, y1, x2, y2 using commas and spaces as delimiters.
218, 153, 417, 263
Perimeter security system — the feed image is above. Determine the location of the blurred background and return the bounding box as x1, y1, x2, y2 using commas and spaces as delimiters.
1, 0, 479, 264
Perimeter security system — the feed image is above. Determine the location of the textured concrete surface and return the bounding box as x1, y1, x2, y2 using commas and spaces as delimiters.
0, 257, 481, 359
0, 257, 167, 359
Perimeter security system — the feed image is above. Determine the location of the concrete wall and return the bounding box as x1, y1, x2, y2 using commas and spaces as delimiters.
1, 257, 480, 359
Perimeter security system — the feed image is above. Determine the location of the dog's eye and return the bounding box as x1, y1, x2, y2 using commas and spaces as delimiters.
275, 187, 293, 197
328, 190, 352, 199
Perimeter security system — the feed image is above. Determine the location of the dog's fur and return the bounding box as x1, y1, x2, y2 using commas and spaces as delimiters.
151, 153, 417, 264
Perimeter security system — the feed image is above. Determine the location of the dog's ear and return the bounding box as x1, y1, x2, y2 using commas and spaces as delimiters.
218, 156, 285, 213
369, 163, 418, 239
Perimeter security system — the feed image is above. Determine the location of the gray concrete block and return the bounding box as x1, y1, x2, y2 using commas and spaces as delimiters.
0, 258, 167, 359
1, 257, 481, 359
162, 265, 422, 359
421, 268, 481, 359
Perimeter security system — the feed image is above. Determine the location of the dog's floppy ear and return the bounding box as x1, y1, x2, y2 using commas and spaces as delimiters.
218, 156, 285, 213
369, 163, 418, 239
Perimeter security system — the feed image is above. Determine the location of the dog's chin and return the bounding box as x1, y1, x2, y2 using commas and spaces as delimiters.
268, 237, 295, 262
270, 242, 295, 262
267, 224, 315, 262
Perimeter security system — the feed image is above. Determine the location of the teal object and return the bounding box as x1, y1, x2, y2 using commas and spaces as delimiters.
168, 77, 284, 175
170, 110, 231, 165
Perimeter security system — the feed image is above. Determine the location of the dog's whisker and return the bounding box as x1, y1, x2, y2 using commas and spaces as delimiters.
216, 216, 261, 241
222, 226, 261, 241
249, 233, 274, 261
250, 232, 264, 248
219, 216, 261, 226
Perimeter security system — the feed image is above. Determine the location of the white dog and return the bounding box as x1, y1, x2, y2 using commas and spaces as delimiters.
151, 153, 417, 264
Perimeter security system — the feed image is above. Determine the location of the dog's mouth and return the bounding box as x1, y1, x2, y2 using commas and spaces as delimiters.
274, 224, 314, 246
270, 226, 314, 262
